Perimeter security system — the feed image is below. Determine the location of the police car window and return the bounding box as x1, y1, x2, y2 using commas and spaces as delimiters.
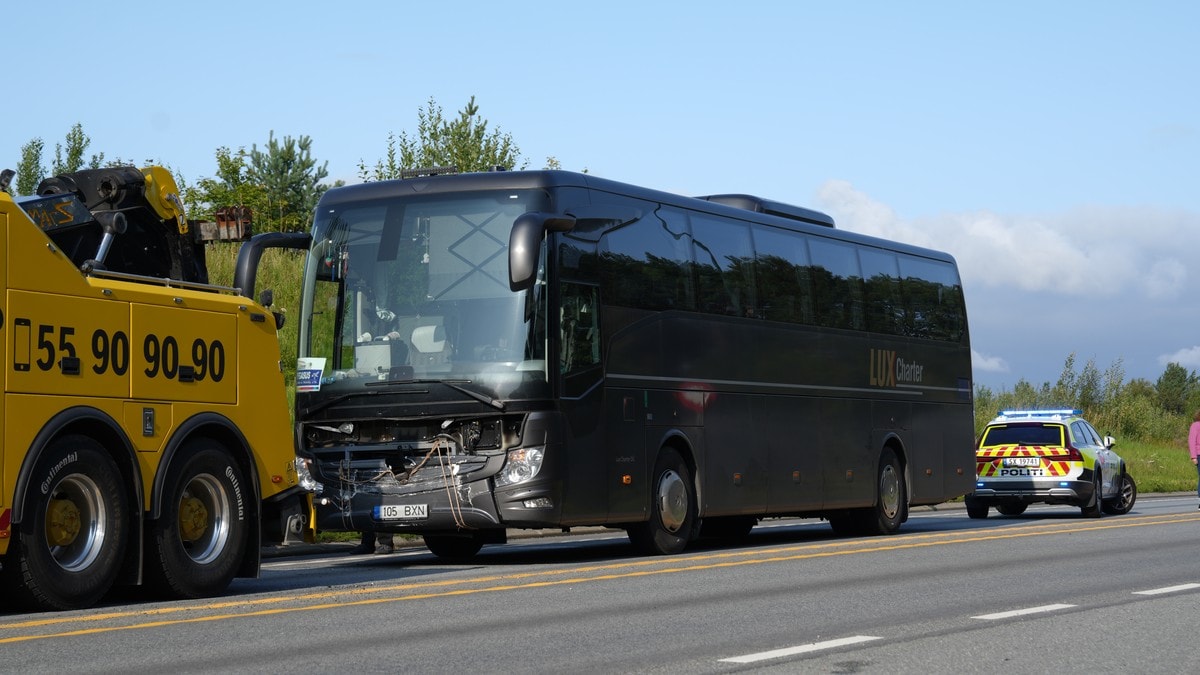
983, 424, 1062, 446
1082, 421, 1103, 445
1070, 421, 1095, 446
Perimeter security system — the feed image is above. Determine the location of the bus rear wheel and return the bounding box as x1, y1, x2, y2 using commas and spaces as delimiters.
144, 441, 249, 598
628, 448, 696, 555
3, 435, 128, 611
827, 448, 907, 536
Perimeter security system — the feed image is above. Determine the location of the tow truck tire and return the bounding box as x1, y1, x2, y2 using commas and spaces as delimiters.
1080, 471, 1103, 518
145, 441, 248, 598
3, 435, 128, 611
423, 533, 485, 560
628, 448, 697, 555
1102, 472, 1137, 515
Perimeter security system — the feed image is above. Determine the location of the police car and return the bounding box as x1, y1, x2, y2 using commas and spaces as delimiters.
965, 409, 1136, 519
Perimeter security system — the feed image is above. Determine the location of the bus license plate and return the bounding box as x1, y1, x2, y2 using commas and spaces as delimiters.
377, 504, 428, 520
1002, 457, 1041, 468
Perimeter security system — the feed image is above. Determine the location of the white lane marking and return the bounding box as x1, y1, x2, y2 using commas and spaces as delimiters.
1133, 583, 1200, 595
720, 635, 882, 664
972, 603, 1075, 620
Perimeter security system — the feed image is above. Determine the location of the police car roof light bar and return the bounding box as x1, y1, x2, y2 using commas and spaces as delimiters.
997, 408, 1082, 418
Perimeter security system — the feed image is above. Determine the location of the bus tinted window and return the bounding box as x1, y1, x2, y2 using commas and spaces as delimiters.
599, 208, 694, 311
898, 254, 966, 341
859, 248, 905, 336
690, 213, 755, 317
808, 237, 864, 330
751, 224, 814, 324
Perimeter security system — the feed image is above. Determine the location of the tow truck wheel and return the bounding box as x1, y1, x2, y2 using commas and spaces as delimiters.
628, 448, 697, 555
1102, 472, 1137, 515
3, 435, 128, 611
1080, 471, 1103, 518
145, 441, 248, 598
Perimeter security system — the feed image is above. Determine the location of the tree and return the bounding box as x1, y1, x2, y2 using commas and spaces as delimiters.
51, 123, 104, 175
13, 138, 45, 196
187, 135, 334, 234
183, 146, 266, 221
358, 96, 525, 181
1154, 362, 1198, 415
247, 132, 331, 232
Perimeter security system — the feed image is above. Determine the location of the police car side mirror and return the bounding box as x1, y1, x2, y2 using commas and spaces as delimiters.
1103, 435, 1116, 449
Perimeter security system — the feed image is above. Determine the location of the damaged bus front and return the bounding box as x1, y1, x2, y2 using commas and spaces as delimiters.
294, 176, 573, 558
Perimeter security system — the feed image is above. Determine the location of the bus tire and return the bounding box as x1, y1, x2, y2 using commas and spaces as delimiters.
628, 448, 696, 555
857, 448, 907, 535
423, 533, 484, 560
965, 497, 989, 519
3, 435, 128, 611
144, 441, 248, 598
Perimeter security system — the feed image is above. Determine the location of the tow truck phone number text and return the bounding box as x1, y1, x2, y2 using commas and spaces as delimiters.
27, 323, 226, 382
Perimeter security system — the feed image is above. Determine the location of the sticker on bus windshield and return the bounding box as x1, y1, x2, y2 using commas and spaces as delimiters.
296, 358, 326, 393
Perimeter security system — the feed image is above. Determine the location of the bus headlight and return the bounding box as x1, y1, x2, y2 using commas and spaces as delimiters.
295, 457, 322, 494
494, 446, 545, 487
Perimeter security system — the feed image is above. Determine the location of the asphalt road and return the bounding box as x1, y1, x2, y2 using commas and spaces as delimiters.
1, 494, 1197, 674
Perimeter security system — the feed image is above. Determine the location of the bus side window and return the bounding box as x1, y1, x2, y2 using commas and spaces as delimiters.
560, 283, 600, 374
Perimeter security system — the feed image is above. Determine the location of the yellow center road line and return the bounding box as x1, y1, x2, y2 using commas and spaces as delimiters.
2, 512, 1197, 643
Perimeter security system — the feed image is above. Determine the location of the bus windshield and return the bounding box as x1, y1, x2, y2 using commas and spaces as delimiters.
297, 189, 551, 402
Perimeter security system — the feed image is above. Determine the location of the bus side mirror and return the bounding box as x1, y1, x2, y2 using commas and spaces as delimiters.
509, 212, 575, 291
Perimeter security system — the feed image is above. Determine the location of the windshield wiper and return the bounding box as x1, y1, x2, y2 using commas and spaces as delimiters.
366, 377, 505, 411
298, 385, 427, 417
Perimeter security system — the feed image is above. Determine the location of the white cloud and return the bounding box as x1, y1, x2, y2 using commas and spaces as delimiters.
815, 180, 1196, 301
972, 349, 1009, 374
1141, 259, 1187, 299
1158, 346, 1200, 369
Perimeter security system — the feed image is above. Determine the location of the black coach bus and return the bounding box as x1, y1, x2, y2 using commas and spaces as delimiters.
285, 169, 974, 558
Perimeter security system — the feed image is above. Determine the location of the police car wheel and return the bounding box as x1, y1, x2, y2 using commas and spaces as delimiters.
995, 502, 1027, 516
1080, 472, 1103, 518
1102, 472, 1137, 515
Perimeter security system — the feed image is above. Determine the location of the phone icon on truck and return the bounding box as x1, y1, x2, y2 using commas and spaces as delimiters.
13, 318, 30, 371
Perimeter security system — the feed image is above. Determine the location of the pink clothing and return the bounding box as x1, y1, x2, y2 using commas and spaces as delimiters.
1190, 421, 1200, 460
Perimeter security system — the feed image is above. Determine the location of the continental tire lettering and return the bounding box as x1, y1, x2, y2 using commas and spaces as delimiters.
40, 451, 79, 494
143, 334, 226, 382
225, 466, 245, 520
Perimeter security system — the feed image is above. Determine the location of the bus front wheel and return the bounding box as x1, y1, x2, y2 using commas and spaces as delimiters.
628, 448, 696, 555
145, 441, 249, 598
3, 435, 129, 611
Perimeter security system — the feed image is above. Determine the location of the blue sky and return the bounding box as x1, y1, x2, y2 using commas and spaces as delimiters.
5, 1, 1198, 390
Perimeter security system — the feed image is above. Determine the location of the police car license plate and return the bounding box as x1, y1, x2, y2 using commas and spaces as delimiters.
377, 504, 428, 520
1002, 457, 1041, 468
